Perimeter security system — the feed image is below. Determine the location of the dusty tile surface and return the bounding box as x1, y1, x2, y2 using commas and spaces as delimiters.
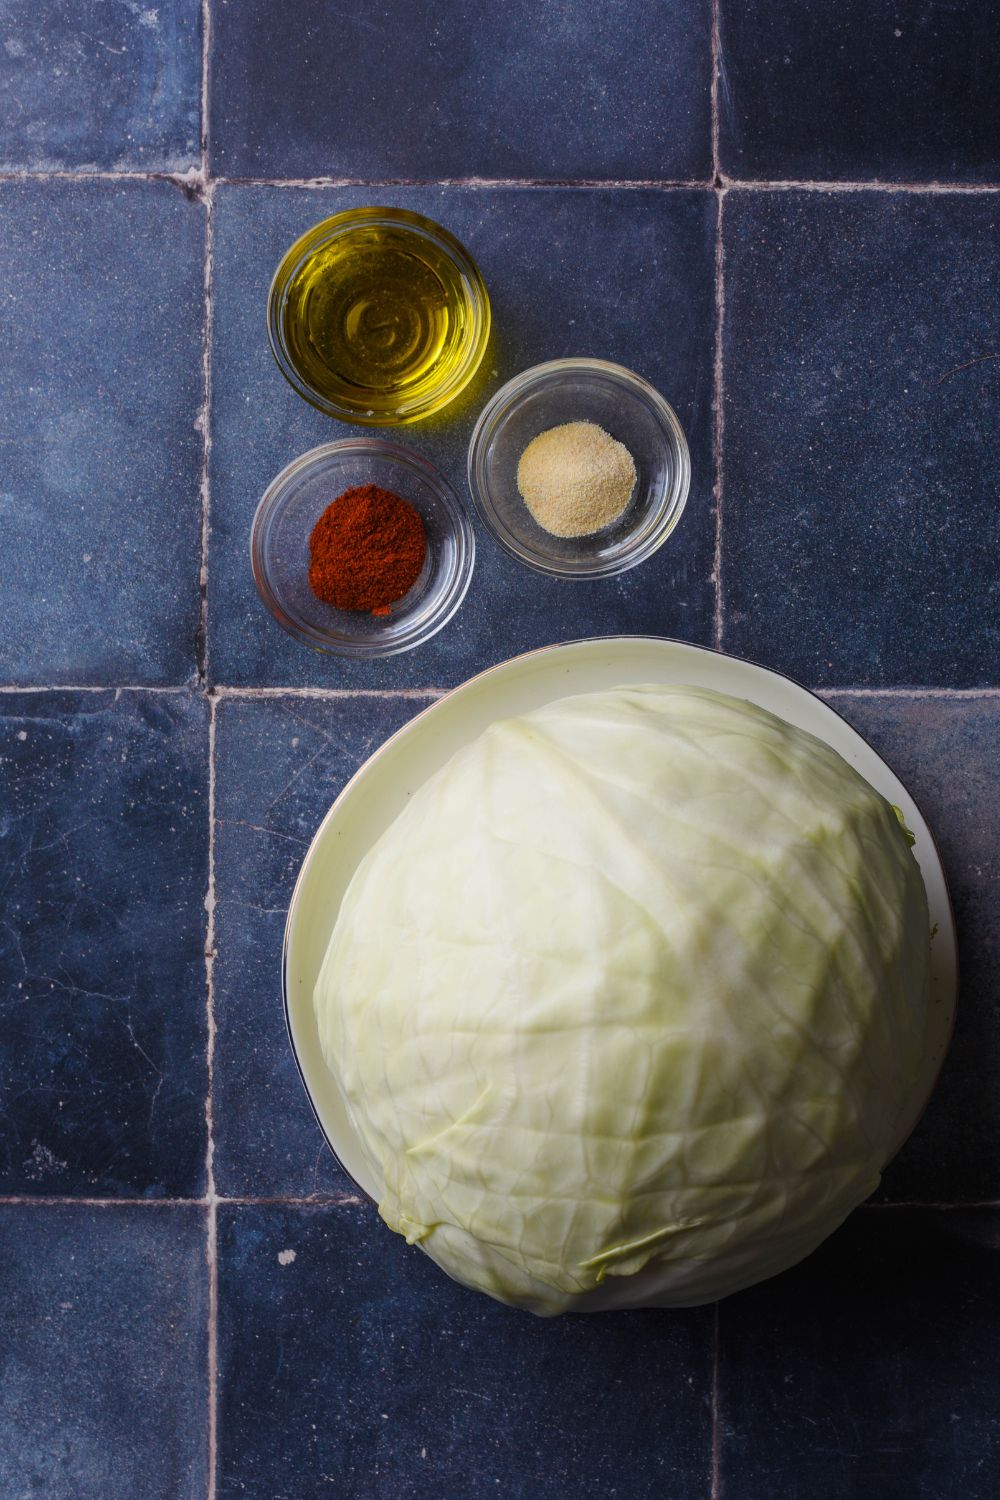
721, 191, 1000, 687
0, 0, 201, 172
718, 1209, 1000, 1500
0, 181, 204, 686
0, 691, 208, 1197
718, 0, 1000, 183
0, 1204, 208, 1499
216, 1201, 715, 1499
210, 0, 712, 182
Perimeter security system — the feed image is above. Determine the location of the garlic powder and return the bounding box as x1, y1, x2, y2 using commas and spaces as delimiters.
516, 421, 637, 538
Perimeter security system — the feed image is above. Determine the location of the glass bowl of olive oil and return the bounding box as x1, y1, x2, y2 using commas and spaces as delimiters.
267, 207, 491, 426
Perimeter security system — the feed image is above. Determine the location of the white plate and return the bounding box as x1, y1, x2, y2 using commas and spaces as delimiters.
283, 637, 958, 1201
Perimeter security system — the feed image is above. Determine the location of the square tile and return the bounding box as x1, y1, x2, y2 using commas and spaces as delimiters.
0, 180, 204, 685
209, 0, 712, 182
718, 0, 1000, 183
828, 694, 1000, 1204
208, 184, 716, 688
0, 1203, 207, 1499
0, 691, 208, 1196
720, 191, 1000, 687
212, 693, 433, 1196
0, 0, 201, 172
718, 1209, 1000, 1499
217, 1202, 714, 1499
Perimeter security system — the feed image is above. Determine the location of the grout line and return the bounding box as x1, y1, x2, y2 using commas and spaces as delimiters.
0, 1195, 362, 1207
820, 686, 1000, 700
0, 169, 199, 184
710, 0, 721, 183
211, 175, 712, 191
196, 0, 214, 707
0, 683, 443, 698
206, 1199, 218, 1500
722, 176, 1000, 195
195, 181, 216, 686
1, 1193, 996, 1210
200, 0, 211, 181
0, 683, 998, 700
1, 682, 998, 700
211, 685, 446, 701
195, 0, 215, 698
204, 685, 218, 1500
3, 169, 1000, 195
709, 0, 724, 650
710, 1301, 721, 1500
0, 1196, 207, 1207
711, 187, 726, 650
863, 1200, 1000, 1211
205, 695, 218, 1203
220, 1194, 365, 1207
0, 684, 195, 694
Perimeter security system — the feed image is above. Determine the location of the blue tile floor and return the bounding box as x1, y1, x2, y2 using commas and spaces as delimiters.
0, 180, 205, 686
0, 692, 208, 1197
0, 0, 201, 173
2, 0, 1000, 1495
1, 1204, 208, 1498
216, 1202, 715, 1499
717, 1209, 1000, 1500
721, 191, 1000, 687
718, 0, 1000, 184
208, 0, 713, 183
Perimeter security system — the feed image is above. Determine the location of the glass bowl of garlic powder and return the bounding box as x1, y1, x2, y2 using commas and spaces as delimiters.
467, 358, 690, 578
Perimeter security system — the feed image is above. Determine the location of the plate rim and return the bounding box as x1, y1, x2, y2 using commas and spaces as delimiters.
282, 634, 958, 1202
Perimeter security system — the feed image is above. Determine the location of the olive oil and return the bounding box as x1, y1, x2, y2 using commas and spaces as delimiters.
271, 210, 490, 425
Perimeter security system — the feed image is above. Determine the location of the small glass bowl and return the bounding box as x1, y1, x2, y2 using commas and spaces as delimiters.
467, 358, 691, 578
251, 439, 475, 658
267, 207, 491, 426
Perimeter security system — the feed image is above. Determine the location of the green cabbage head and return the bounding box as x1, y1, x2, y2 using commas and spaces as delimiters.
314, 685, 930, 1314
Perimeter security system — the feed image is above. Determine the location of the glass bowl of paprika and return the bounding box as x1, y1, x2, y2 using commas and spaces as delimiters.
251, 439, 475, 658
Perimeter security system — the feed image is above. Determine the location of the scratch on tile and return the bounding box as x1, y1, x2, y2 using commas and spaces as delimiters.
934, 351, 999, 385
220, 818, 309, 847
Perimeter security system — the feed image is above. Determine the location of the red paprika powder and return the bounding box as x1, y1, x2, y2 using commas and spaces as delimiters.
308, 483, 427, 617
